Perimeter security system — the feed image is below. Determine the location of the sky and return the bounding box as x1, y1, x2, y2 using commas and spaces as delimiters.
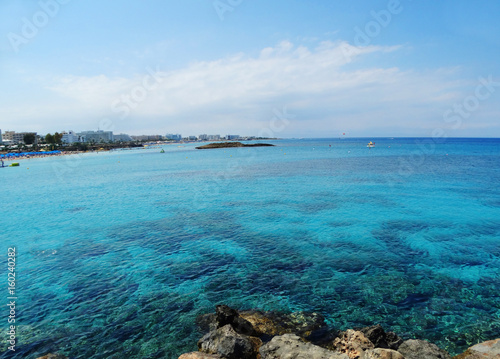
0, 0, 499, 138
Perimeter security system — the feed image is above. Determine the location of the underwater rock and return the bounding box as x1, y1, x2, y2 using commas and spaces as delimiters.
178, 353, 223, 359
198, 324, 262, 359
397, 339, 451, 359
198, 305, 327, 339
36, 354, 68, 359
359, 325, 403, 350
239, 310, 286, 337
452, 338, 500, 359
259, 333, 349, 359
239, 309, 327, 338
284, 311, 327, 338
333, 329, 375, 359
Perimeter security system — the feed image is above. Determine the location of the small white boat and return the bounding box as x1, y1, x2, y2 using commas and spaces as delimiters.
367, 141, 375, 148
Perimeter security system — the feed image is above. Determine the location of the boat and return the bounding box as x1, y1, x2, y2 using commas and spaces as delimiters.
9, 162, 20, 167
367, 141, 375, 148
160, 149, 165, 153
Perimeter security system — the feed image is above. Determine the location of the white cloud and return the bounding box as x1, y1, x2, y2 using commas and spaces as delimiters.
2, 40, 494, 136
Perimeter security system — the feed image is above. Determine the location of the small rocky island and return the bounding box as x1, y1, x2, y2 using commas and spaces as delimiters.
195, 142, 275, 149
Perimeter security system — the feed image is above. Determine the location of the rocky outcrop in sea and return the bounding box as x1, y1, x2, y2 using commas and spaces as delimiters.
195, 142, 275, 149
178, 305, 500, 359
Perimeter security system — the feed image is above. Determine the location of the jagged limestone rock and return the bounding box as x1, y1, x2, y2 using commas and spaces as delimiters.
364, 348, 405, 359
452, 338, 500, 359
333, 329, 375, 359
260, 333, 349, 359
397, 339, 451, 359
198, 324, 261, 359
178, 353, 223, 359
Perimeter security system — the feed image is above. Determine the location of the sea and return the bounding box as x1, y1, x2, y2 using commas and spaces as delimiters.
1, 137, 499, 358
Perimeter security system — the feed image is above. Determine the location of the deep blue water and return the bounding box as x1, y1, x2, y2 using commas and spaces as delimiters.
1, 138, 499, 358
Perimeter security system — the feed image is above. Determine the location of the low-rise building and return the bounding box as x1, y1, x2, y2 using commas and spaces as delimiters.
77, 130, 114, 143
61, 130, 80, 144
2, 131, 37, 144
165, 133, 182, 141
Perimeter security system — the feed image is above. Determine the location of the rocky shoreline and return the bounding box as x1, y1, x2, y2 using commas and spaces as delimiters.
34, 305, 500, 359
177, 305, 499, 359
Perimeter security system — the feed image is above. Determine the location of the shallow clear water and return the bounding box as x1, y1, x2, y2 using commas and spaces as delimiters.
1, 138, 499, 358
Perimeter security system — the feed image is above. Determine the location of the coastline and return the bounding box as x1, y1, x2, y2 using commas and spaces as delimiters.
0, 151, 92, 166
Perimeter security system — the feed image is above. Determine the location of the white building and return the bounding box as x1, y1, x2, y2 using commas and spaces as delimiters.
198, 134, 208, 141
208, 134, 221, 141
77, 130, 114, 143
61, 130, 79, 144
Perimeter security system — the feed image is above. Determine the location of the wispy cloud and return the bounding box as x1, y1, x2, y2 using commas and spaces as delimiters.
2, 40, 480, 136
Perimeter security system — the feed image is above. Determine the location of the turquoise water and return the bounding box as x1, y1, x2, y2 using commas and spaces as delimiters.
1, 138, 499, 358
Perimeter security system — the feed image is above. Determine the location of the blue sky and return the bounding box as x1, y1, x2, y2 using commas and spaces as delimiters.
0, 0, 499, 137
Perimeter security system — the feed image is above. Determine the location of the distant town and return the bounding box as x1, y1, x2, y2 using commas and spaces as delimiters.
0, 129, 273, 152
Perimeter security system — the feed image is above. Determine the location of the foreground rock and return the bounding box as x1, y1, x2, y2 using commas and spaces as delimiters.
333, 329, 374, 358
453, 338, 500, 359
360, 325, 403, 350
216, 305, 256, 336
179, 305, 498, 359
199, 305, 329, 340
195, 142, 275, 149
260, 333, 349, 359
198, 324, 262, 359
364, 348, 405, 359
179, 353, 223, 359
397, 340, 451, 359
